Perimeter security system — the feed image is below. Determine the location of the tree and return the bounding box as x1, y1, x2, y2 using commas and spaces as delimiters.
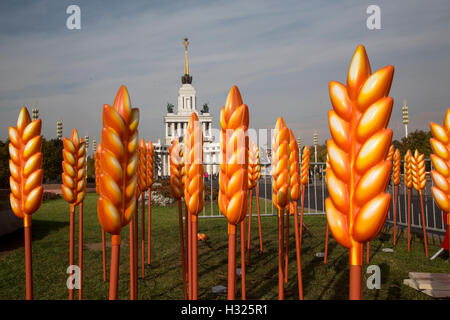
41, 138, 63, 183
392, 129, 432, 158
0, 140, 9, 188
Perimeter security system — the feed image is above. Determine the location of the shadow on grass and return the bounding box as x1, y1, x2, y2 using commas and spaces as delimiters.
0, 220, 68, 257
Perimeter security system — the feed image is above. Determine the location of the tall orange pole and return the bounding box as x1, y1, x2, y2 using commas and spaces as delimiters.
240, 217, 246, 299
219, 86, 249, 300
178, 200, 187, 299
272, 117, 290, 300
228, 224, 237, 300
69, 205, 74, 300
278, 208, 285, 300
102, 230, 107, 282
24, 219, 33, 300
79, 203, 83, 300
97, 86, 140, 300
256, 184, 263, 253
324, 223, 329, 264
284, 204, 290, 283
129, 217, 135, 299
246, 188, 253, 265
326, 45, 394, 300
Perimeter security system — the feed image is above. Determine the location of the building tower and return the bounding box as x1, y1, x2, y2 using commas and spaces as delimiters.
163, 37, 213, 145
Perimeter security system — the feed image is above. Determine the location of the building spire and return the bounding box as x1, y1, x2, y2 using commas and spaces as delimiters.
183, 38, 189, 75
181, 38, 192, 84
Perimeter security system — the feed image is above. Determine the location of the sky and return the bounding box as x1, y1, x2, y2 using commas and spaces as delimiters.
0, 0, 449, 155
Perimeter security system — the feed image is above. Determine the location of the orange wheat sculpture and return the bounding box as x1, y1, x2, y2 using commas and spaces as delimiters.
146, 140, 154, 266
272, 117, 290, 300
139, 139, 147, 280
61, 128, 86, 300
246, 141, 262, 264
288, 129, 303, 299
184, 112, 204, 300
412, 149, 428, 257
219, 86, 249, 300
9, 107, 43, 300
404, 150, 413, 251
326, 45, 394, 299
95, 144, 107, 282
324, 154, 330, 264
386, 145, 394, 162
392, 148, 401, 246
430, 109, 450, 264
300, 145, 310, 248
170, 138, 187, 299
97, 86, 139, 299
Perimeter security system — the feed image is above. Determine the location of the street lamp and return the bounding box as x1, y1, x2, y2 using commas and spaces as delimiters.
32, 108, 39, 121
57, 119, 63, 140
92, 137, 97, 154
85, 135, 89, 156
297, 136, 302, 153
313, 130, 318, 163
402, 99, 409, 138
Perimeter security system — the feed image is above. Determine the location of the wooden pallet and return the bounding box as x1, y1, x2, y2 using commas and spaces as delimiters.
403, 272, 450, 298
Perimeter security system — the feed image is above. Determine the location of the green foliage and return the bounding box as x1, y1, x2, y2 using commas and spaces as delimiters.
0, 140, 9, 188
41, 138, 63, 182
392, 129, 432, 158
87, 156, 95, 181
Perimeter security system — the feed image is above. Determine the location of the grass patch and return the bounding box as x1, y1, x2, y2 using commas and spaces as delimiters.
0, 193, 448, 300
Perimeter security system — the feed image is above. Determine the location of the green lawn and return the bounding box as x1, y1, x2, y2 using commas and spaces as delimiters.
0, 192, 448, 300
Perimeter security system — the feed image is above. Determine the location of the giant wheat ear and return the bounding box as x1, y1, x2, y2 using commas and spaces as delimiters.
61, 128, 87, 206
326, 45, 394, 300
430, 109, 450, 213
248, 141, 260, 190
430, 109, 450, 263
219, 86, 249, 225
170, 138, 184, 199
8, 106, 43, 299
97, 85, 139, 234
9, 107, 43, 221
272, 117, 290, 210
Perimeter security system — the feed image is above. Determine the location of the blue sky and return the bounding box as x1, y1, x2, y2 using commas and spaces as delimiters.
1, 0, 449, 155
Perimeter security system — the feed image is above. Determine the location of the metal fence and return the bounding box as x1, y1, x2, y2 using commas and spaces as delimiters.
178, 161, 446, 236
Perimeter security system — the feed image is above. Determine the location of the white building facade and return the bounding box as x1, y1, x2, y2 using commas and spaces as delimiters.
154, 38, 220, 177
